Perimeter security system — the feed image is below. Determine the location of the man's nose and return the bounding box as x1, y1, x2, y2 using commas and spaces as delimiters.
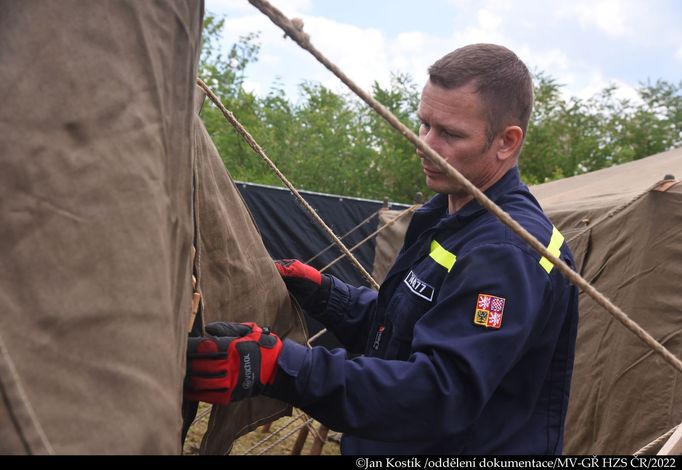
419, 130, 439, 156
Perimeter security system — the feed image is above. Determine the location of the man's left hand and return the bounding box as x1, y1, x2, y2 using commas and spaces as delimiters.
184, 322, 283, 405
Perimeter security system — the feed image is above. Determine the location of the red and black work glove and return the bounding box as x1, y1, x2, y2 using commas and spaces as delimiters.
275, 259, 332, 314
184, 322, 282, 405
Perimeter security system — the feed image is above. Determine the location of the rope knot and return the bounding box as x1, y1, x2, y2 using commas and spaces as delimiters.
284, 17, 309, 43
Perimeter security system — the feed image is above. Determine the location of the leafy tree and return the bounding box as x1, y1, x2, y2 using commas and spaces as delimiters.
366, 74, 430, 202
522, 75, 682, 184
623, 80, 682, 159
199, 14, 267, 183
198, 12, 682, 199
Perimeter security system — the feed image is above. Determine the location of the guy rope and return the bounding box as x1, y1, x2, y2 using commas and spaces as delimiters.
197, 78, 380, 291
306, 210, 379, 265
246, 0, 682, 379
319, 205, 418, 273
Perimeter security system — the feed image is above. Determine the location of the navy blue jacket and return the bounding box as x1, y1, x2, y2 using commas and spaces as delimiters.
269, 168, 579, 454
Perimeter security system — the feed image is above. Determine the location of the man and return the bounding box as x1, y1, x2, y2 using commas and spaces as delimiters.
185, 44, 579, 454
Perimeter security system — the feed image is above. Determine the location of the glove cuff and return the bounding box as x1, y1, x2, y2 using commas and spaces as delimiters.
301, 273, 332, 315
261, 340, 307, 404
318, 274, 352, 328
319, 273, 332, 304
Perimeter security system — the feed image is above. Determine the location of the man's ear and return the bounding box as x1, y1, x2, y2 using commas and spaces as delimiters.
496, 125, 523, 162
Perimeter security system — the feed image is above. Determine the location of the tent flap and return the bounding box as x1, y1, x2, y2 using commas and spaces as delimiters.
192, 109, 308, 455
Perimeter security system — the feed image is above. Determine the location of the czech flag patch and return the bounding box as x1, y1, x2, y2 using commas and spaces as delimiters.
473, 293, 505, 329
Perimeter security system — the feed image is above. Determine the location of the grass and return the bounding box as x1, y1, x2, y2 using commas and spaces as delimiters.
183, 404, 341, 455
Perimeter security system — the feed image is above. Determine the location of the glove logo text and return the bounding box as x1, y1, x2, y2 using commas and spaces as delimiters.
242, 353, 254, 389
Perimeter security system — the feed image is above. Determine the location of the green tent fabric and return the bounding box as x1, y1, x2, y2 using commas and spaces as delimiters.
530, 147, 682, 454
0, 1, 203, 454
0, 1, 307, 455
192, 90, 307, 454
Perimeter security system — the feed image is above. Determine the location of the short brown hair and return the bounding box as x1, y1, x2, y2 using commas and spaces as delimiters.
428, 43, 533, 149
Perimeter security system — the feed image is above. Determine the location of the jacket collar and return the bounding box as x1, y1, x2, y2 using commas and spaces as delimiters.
401, 167, 522, 253
383, 167, 524, 289
433, 166, 522, 230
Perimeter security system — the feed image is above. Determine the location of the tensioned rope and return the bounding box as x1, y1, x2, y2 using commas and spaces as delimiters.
257, 417, 315, 455
634, 425, 679, 455
196, 92, 349, 449
238, 408, 327, 455
191, 402, 313, 456
320, 204, 418, 273
247, 0, 682, 380
196, 82, 360, 449
306, 210, 379, 265
197, 78, 380, 291
241, 412, 306, 454
312, 205, 418, 345
567, 181, 663, 245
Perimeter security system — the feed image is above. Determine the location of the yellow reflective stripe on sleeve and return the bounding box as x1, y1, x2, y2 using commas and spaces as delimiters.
539, 226, 565, 273
430, 240, 457, 272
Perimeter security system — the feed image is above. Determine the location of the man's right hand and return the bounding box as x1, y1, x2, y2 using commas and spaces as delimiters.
274, 259, 331, 314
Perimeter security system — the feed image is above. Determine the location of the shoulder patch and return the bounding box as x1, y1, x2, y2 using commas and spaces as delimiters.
473, 293, 505, 329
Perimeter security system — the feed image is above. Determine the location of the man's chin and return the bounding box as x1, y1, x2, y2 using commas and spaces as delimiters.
427, 178, 465, 198
426, 176, 451, 194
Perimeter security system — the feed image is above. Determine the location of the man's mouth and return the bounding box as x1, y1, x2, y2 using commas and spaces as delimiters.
423, 166, 441, 177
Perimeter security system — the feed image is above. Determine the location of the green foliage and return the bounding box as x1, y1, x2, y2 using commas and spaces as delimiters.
199, 13, 682, 200
365, 74, 428, 202
522, 75, 682, 184
198, 13, 428, 203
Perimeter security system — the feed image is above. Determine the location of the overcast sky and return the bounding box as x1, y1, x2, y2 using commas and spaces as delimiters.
205, 0, 682, 102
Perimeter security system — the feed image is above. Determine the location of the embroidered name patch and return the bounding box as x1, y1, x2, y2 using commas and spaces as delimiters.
403, 271, 435, 302
473, 293, 506, 329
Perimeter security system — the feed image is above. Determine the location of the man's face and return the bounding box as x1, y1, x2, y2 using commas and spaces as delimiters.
417, 81, 501, 198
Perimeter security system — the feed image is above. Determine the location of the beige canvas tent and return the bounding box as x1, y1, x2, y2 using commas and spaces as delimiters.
372, 147, 682, 454
530, 147, 682, 454
0, 1, 204, 454
0, 2, 306, 454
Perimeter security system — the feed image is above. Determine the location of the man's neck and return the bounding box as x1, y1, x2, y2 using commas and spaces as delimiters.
446, 164, 516, 214
447, 194, 473, 214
